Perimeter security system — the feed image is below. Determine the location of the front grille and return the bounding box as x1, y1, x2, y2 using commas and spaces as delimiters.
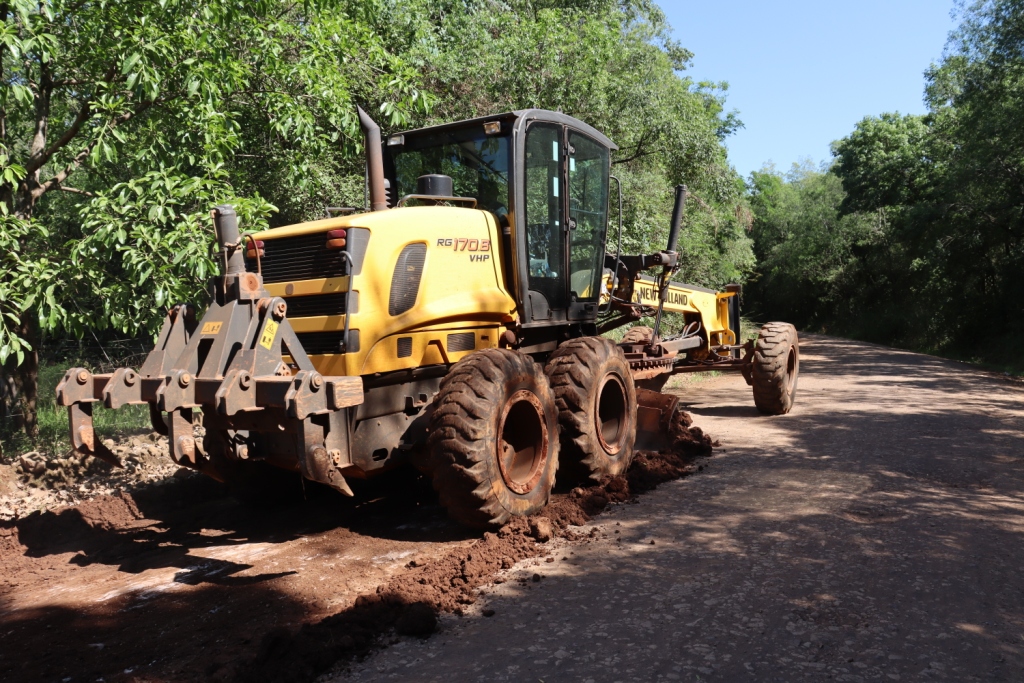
247, 232, 347, 284
295, 330, 359, 355
284, 292, 348, 318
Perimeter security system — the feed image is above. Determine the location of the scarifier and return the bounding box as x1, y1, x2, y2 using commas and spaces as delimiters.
57, 108, 799, 528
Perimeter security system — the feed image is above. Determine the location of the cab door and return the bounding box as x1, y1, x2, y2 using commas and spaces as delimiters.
521, 123, 611, 323
522, 122, 568, 319
565, 130, 610, 320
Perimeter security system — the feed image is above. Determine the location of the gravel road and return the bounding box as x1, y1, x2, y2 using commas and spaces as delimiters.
339, 335, 1024, 682
2, 334, 1022, 682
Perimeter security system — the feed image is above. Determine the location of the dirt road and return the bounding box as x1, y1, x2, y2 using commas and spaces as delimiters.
340, 335, 1024, 682
2, 335, 1023, 682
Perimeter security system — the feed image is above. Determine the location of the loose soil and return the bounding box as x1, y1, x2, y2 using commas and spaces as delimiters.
0, 412, 714, 683
0, 430, 193, 521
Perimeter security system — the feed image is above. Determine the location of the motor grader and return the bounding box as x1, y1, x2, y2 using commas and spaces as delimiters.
56, 108, 799, 528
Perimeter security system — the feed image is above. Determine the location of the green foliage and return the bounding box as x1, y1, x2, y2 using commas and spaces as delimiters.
1, 0, 753, 445
831, 113, 935, 214
746, 164, 879, 331
747, 0, 1024, 372
0, 0, 430, 365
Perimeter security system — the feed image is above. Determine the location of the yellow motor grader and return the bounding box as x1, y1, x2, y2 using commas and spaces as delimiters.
57, 108, 799, 528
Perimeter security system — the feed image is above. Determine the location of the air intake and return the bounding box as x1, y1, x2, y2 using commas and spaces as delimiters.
245, 232, 347, 284
447, 332, 475, 353
388, 244, 427, 316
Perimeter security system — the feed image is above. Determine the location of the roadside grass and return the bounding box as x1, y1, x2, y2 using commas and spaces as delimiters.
1, 361, 152, 462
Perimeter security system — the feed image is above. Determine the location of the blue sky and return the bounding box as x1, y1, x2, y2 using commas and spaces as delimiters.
660, 0, 959, 179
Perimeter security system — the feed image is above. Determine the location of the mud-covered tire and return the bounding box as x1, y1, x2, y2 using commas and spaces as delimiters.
621, 325, 654, 345
619, 326, 669, 391
546, 337, 638, 483
427, 349, 559, 529
751, 322, 799, 415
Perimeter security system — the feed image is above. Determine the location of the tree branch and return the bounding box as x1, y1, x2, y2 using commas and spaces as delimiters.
29, 96, 166, 204
25, 64, 118, 176
0, 3, 7, 145
57, 185, 93, 197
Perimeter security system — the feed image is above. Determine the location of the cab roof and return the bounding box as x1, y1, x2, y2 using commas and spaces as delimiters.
392, 109, 618, 151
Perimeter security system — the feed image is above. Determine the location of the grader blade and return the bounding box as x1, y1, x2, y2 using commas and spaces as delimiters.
634, 387, 679, 452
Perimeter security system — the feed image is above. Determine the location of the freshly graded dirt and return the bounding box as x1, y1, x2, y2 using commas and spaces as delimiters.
0, 430, 193, 521
0, 405, 713, 683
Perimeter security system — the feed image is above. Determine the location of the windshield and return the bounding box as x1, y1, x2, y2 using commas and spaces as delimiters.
388, 126, 511, 215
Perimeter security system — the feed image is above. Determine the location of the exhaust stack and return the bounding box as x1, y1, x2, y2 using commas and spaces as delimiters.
358, 106, 389, 211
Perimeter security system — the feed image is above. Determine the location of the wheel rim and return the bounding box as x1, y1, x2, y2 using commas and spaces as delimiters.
595, 374, 628, 455
497, 390, 548, 495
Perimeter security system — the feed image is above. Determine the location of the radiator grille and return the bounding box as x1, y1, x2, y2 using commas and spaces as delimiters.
397, 337, 412, 358
295, 330, 359, 355
447, 332, 475, 353
246, 232, 347, 284
283, 292, 349, 318
388, 244, 426, 316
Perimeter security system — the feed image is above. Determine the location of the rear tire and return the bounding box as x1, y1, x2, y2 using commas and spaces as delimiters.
751, 323, 799, 415
546, 337, 638, 483
427, 349, 559, 529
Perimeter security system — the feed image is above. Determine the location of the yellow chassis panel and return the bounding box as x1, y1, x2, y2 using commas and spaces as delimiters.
253, 206, 517, 377
626, 275, 738, 348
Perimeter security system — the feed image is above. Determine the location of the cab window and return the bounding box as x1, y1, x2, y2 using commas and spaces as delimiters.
524, 123, 566, 310
567, 132, 609, 302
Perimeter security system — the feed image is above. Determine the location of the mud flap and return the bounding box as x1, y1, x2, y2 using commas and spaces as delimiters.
634, 387, 679, 452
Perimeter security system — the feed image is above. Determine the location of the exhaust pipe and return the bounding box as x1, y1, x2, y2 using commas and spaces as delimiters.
357, 106, 389, 211
212, 205, 245, 276
653, 184, 687, 342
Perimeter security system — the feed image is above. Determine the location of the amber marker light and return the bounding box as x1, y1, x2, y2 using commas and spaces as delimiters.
245, 240, 265, 258
326, 229, 347, 250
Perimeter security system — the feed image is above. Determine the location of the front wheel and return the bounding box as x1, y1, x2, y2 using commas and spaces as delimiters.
427, 349, 559, 528
750, 323, 799, 415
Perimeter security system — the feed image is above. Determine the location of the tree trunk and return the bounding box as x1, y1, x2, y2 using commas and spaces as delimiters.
1, 359, 22, 434
17, 313, 39, 439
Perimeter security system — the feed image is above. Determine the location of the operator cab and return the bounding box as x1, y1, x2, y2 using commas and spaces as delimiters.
383, 110, 617, 343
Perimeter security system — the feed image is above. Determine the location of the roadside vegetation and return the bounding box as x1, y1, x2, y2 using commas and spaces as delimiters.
0, 0, 751, 456
743, 0, 1024, 376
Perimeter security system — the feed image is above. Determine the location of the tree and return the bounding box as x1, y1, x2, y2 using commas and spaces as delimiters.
749, 0, 1024, 368
390, 0, 752, 287
0, 0, 429, 435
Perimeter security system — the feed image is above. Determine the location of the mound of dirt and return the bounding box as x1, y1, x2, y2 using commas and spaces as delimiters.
234, 411, 715, 683
0, 429, 200, 521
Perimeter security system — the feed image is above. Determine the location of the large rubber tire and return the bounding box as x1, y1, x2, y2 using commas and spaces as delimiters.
751, 322, 799, 415
546, 337, 638, 483
621, 325, 654, 345
619, 326, 670, 391
427, 349, 559, 529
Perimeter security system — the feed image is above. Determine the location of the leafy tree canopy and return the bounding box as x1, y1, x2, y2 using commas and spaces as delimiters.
0, 0, 750, 437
